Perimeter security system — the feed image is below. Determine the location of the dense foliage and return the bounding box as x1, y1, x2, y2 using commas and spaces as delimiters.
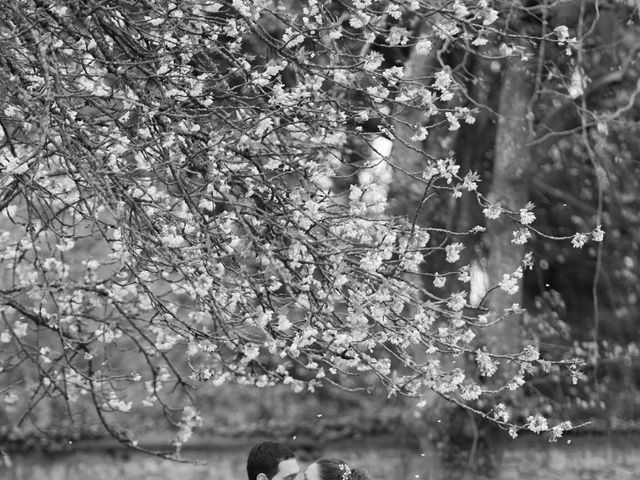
0, 0, 637, 456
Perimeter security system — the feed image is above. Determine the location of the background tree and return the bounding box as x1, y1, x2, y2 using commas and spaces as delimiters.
0, 1, 635, 469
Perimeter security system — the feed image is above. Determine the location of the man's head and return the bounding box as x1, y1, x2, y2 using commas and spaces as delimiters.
247, 441, 299, 480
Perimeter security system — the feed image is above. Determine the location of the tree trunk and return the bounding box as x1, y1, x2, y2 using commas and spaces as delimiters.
387, 18, 442, 217
484, 41, 537, 355
436, 40, 540, 480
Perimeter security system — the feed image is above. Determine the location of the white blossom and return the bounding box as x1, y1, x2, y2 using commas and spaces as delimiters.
499, 274, 519, 295
526, 414, 549, 434
592, 225, 605, 242
483, 202, 502, 219
493, 403, 510, 422
550, 421, 572, 442
519, 208, 536, 225
460, 384, 481, 401
482, 8, 499, 26
445, 243, 464, 263
476, 349, 498, 377
571, 233, 589, 248
13, 321, 28, 338
415, 39, 433, 55
448, 291, 467, 311
512, 228, 532, 245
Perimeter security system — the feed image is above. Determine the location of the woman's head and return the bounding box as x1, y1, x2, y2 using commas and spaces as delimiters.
304, 458, 370, 480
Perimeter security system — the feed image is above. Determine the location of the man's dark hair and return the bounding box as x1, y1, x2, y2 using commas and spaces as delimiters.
247, 441, 296, 480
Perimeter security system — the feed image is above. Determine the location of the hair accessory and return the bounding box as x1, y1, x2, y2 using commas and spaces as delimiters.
338, 463, 351, 480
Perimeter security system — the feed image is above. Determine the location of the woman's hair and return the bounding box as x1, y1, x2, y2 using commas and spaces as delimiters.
314, 458, 370, 480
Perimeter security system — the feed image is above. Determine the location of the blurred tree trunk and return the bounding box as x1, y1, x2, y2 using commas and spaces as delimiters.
451, 55, 500, 256
484, 40, 537, 355
388, 16, 454, 480
440, 40, 539, 480
387, 18, 442, 218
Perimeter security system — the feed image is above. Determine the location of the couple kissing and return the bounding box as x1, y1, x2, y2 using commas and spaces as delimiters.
247, 441, 370, 480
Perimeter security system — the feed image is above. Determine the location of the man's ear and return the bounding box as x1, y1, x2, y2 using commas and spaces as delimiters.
257, 473, 269, 480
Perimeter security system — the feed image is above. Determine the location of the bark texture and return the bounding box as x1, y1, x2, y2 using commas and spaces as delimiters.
484, 42, 537, 354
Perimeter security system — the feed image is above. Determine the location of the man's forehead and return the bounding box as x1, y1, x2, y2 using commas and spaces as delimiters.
278, 458, 300, 476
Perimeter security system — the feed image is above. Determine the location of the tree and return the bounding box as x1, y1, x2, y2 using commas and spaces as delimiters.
0, 0, 615, 457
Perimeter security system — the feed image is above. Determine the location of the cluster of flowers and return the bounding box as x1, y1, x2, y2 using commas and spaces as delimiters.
0, 0, 589, 446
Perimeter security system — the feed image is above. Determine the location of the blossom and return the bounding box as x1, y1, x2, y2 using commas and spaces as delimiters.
410, 126, 429, 142
499, 274, 519, 295
415, 39, 433, 55
554, 25, 570, 43
107, 398, 132, 413
445, 243, 464, 263
571, 233, 589, 248
366, 85, 390, 102
519, 208, 535, 225
423, 164, 438, 181
507, 375, 525, 390
472, 37, 488, 47
349, 13, 369, 29
482, 8, 499, 26
592, 225, 605, 242
360, 253, 383, 272
277, 315, 292, 331
461, 329, 475, 343
550, 421, 572, 442
462, 171, 480, 191
512, 228, 532, 245
434, 70, 452, 91
400, 251, 424, 272
155, 329, 179, 351
386, 3, 401, 19
460, 384, 481, 401
387, 26, 409, 47
255, 117, 273, 137
39, 346, 52, 364
476, 349, 498, 377
243, 344, 260, 361
412, 229, 431, 248
363, 52, 383, 71
526, 414, 549, 434
493, 403, 510, 422
446, 112, 461, 131
453, 1, 469, 19
458, 265, 471, 282
1, 152, 30, 176
483, 202, 502, 219
160, 227, 185, 248
349, 184, 363, 202
95, 325, 122, 343
520, 344, 540, 362
174, 406, 203, 447
436, 157, 460, 183
13, 321, 28, 338
447, 291, 467, 311
0, 0, 595, 444
499, 43, 514, 56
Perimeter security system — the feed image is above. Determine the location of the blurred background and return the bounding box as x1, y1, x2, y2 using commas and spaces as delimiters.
2, 1, 640, 479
